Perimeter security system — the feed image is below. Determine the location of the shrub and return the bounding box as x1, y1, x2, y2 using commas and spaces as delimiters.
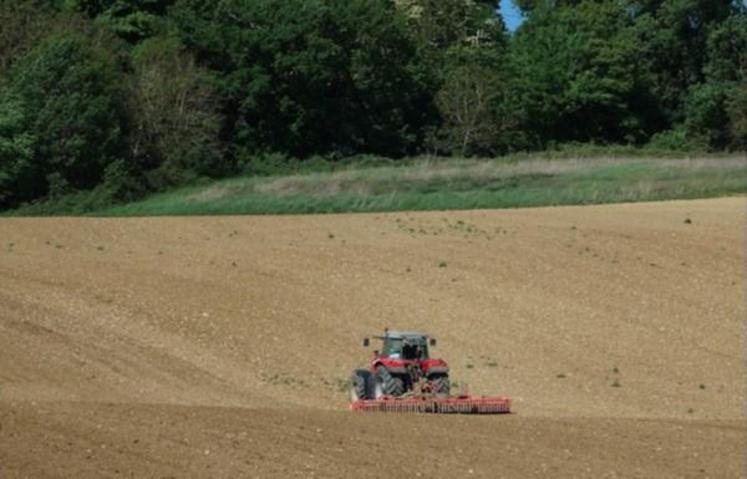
646, 128, 707, 152
0, 90, 36, 208
727, 82, 747, 150
684, 82, 732, 150
237, 151, 298, 177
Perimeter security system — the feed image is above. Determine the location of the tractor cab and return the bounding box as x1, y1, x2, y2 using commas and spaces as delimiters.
363, 330, 436, 360
380, 333, 431, 360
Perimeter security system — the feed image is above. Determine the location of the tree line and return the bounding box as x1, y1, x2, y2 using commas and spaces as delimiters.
0, 0, 744, 210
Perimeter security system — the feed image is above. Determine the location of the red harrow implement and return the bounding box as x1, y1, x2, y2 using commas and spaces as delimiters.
349, 330, 511, 415
350, 394, 511, 414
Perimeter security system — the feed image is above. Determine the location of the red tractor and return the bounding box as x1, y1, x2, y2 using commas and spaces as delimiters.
350, 330, 450, 401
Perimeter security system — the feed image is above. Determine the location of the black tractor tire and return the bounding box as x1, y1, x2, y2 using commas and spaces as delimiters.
350, 369, 373, 402
375, 367, 405, 398
431, 374, 450, 397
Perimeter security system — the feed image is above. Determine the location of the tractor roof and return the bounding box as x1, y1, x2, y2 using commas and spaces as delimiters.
377, 331, 429, 339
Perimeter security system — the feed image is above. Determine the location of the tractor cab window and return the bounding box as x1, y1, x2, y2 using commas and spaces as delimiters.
402, 341, 428, 359
402, 342, 418, 359
382, 338, 403, 357
382, 337, 429, 359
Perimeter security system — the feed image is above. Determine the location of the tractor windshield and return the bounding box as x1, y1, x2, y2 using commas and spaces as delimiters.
382, 338, 403, 357
381, 337, 429, 359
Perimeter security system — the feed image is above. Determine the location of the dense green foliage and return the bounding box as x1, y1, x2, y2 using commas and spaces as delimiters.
0, 0, 744, 212
0, 29, 130, 207
506, 2, 646, 146
170, 0, 433, 158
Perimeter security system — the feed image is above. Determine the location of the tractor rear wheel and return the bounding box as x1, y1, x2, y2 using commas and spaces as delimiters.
375, 367, 405, 397
350, 369, 372, 401
431, 374, 450, 396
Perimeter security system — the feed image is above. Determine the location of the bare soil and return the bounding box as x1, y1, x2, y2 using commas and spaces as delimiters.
0, 198, 744, 478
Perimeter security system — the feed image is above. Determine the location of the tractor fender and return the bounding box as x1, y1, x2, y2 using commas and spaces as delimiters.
426, 366, 449, 375
373, 359, 407, 375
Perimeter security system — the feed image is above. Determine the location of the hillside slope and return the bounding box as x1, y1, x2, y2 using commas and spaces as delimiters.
0, 198, 744, 478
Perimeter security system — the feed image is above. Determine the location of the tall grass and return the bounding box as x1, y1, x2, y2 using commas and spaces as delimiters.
93, 156, 746, 216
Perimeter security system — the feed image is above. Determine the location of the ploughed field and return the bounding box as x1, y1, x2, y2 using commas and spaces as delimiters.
0, 198, 744, 478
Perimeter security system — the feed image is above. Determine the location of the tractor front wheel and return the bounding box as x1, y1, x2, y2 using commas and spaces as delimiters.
375, 367, 405, 398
